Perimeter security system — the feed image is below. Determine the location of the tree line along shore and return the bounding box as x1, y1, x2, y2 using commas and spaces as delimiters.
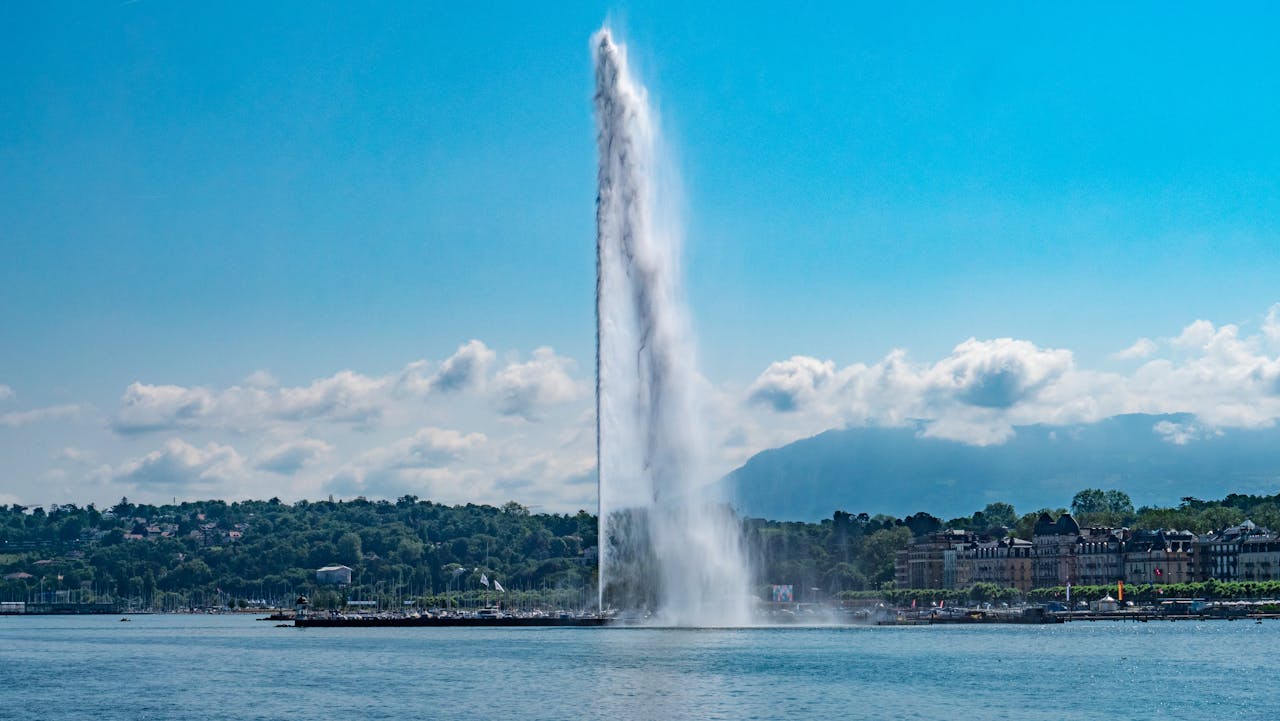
2, 489, 1279, 611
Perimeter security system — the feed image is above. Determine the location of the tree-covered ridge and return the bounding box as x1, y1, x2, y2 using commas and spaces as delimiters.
0, 496, 596, 609
3, 488, 1280, 609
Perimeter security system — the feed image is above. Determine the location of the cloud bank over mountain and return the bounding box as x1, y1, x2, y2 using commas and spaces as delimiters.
4, 307, 1280, 512
722, 414, 1280, 521
734, 305, 1280, 453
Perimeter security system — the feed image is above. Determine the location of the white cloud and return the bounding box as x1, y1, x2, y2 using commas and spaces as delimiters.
1112, 337, 1158, 360
747, 356, 837, 412
430, 339, 495, 393
273, 370, 386, 423
1153, 420, 1222, 446
743, 338, 1072, 444
1264, 304, 1280, 349
1172, 319, 1217, 349
111, 342, 515, 435
363, 427, 487, 470
924, 338, 1072, 409
255, 439, 333, 475
41, 305, 1280, 509
112, 439, 245, 490
56, 447, 94, 464
0, 385, 12, 402
742, 309, 1280, 453
112, 383, 215, 434
244, 370, 278, 388
493, 347, 584, 419
0, 404, 81, 428
327, 426, 488, 499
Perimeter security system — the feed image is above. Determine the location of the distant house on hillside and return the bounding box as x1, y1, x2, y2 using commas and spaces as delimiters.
316, 565, 353, 585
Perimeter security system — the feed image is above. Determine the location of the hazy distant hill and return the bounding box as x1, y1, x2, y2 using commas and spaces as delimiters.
723, 414, 1280, 521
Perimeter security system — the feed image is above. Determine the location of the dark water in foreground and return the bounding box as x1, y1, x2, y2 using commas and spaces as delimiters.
3, 614, 1277, 720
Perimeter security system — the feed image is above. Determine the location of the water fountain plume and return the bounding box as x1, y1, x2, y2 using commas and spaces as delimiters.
592, 27, 752, 627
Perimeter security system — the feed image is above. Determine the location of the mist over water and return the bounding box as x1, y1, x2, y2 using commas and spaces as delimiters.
592, 27, 752, 626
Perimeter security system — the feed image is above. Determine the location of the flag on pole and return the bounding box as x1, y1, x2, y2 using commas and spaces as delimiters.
480, 574, 490, 588
1117, 580, 1124, 601
493, 580, 504, 593
1066, 582, 1072, 604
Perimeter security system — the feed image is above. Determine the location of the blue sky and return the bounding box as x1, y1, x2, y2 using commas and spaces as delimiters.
3, 3, 1280, 509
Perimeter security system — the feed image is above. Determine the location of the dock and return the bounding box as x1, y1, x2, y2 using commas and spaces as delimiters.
294, 615, 608, 628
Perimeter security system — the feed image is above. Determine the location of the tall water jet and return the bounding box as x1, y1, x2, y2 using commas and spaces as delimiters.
592, 27, 752, 626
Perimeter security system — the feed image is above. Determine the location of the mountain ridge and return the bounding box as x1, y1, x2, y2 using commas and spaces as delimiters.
722, 413, 1280, 521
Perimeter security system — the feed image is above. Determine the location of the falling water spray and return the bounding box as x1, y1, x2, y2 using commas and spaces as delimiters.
592, 27, 752, 626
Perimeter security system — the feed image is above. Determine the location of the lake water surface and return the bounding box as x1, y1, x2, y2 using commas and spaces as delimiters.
3, 614, 1276, 720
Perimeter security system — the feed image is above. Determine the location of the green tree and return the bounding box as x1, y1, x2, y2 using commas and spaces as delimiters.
396, 538, 424, 564
336, 532, 363, 565
981, 502, 1017, 529
1200, 506, 1245, 532
1071, 489, 1108, 516
859, 526, 911, 583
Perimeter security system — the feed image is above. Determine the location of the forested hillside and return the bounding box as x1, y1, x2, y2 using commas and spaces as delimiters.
3, 488, 1279, 609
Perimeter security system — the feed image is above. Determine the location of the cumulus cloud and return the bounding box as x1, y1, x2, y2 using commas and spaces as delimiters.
1264, 304, 1280, 349
1172, 319, 1218, 349
0, 385, 12, 402
744, 338, 1072, 443
364, 427, 487, 469
244, 370, 278, 388
273, 370, 386, 423
46, 304, 1280, 508
327, 427, 488, 499
112, 440, 245, 490
112, 383, 215, 434
109, 342, 534, 436
493, 347, 583, 419
742, 309, 1280, 452
747, 356, 836, 412
255, 439, 333, 475
430, 340, 495, 393
1113, 337, 1158, 360
0, 404, 81, 428
925, 338, 1072, 409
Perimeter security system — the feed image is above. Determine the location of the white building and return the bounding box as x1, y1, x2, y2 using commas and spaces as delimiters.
315, 564, 353, 585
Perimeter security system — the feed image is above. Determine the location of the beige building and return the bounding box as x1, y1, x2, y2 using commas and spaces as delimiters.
1074, 527, 1124, 586
895, 530, 976, 590
1200, 521, 1280, 582
1123, 529, 1195, 585
1032, 513, 1081, 588
893, 512, 1255, 592
960, 537, 1033, 592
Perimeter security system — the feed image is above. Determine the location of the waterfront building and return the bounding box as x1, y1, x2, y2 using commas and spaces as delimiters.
959, 537, 1034, 592
1123, 529, 1195, 585
1073, 527, 1125, 586
895, 530, 977, 589
895, 511, 1228, 592
315, 564, 353, 585
1200, 521, 1280, 582
1239, 533, 1280, 581
1031, 513, 1081, 588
